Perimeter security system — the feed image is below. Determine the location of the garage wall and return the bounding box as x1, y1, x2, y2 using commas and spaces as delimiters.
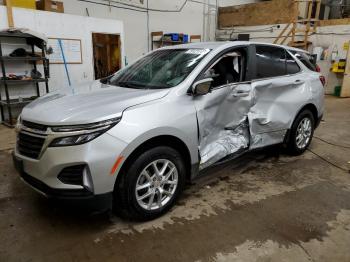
218, 0, 297, 28
0, 0, 264, 65
59, 0, 260, 64
311, 25, 350, 94
0, 6, 125, 96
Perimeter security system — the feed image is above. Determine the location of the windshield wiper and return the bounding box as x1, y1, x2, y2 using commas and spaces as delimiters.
117, 81, 147, 89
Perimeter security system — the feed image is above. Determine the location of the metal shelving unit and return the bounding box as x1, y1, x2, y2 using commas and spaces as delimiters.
151, 31, 201, 50
0, 31, 50, 127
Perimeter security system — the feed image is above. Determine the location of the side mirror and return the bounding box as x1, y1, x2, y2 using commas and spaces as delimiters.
192, 78, 213, 96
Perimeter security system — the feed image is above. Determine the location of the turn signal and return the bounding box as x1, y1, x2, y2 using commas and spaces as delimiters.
319, 76, 326, 87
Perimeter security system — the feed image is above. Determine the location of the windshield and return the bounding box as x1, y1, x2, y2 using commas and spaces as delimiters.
107, 48, 211, 89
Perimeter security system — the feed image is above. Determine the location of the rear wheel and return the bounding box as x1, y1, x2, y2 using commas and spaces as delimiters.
286, 110, 315, 155
114, 146, 186, 220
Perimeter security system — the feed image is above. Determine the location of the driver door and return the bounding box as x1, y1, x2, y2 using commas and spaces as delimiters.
193, 46, 254, 170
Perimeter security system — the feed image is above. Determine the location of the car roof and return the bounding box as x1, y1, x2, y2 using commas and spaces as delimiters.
163, 41, 309, 54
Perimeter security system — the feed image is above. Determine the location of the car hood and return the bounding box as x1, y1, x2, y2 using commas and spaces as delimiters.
21, 81, 170, 125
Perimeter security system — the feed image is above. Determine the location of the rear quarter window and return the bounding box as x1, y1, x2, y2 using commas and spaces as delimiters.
291, 51, 317, 71
286, 52, 301, 74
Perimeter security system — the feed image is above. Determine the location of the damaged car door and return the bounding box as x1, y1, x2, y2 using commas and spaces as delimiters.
193, 46, 253, 169
249, 45, 307, 149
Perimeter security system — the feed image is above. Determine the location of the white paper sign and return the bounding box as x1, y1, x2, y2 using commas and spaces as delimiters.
47, 38, 82, 64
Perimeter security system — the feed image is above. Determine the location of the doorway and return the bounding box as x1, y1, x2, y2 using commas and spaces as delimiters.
92, 33, 121, 79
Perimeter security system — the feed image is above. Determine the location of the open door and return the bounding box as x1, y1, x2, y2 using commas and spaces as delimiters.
92, 33, 121, 79
194, 47, 253, 170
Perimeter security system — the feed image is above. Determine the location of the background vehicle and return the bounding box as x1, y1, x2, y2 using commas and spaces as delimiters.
13, 42, 324, 220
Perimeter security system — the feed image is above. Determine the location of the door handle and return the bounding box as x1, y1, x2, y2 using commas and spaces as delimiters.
293, 79, 305, 85
232, 90, 250, 97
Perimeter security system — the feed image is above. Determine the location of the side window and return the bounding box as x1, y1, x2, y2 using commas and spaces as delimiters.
286, 52, 301, 74
255, 45, 286, 79
203, 48, 247, 88
293, 52, 316, 71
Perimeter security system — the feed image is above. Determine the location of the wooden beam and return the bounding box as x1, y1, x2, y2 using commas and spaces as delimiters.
280, 27, 293, 45
341, 41, 350, 97
319, 18, 350, 26
5, 0, 14, 28
273, 23, 291, 44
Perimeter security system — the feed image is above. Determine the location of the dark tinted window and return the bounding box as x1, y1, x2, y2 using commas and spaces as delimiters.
255, 45, 286, 79
286, 52, 301, 74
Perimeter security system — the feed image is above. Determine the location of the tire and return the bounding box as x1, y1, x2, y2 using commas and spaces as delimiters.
114, 146, 186, 221
286, 109, 315, 155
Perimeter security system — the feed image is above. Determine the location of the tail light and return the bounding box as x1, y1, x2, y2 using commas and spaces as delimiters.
316, 64, 321, 72
319, 75, 326, 87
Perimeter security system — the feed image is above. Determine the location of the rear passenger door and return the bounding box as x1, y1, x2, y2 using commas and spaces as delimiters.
249, 45, 309, 149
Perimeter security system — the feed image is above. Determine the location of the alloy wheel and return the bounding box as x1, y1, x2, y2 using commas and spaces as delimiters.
296, 117, 312, 149
135, 159, 178, 211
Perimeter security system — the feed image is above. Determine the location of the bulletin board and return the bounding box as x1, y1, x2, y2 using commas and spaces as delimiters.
47, 38, 83, 64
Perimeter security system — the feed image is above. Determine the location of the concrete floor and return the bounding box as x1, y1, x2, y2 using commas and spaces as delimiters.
0, 96, 350, 262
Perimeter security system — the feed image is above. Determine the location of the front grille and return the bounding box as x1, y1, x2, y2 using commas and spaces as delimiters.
17, 132, 45, 159
58, 165, 85, 186
22, 120, 47, 131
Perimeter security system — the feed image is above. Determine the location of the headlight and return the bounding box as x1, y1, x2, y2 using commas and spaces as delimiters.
49, 117, 121, 147
51, 117, 120, 132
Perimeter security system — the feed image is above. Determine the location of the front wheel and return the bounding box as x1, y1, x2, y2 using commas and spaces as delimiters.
286, 110, 315, 155
114, 146, 186, 220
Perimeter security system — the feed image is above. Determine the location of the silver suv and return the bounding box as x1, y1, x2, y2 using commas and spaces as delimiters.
13, 42, 324, 220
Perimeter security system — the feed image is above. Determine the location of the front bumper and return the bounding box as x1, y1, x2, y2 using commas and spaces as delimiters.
13, 152, 113, 210
13, 129, 128, 201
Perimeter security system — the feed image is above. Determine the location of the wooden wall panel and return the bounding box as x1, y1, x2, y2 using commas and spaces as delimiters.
319, 18, 350, 26
218, 0, 297, 28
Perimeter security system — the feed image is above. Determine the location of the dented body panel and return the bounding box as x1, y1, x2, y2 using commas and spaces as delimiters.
194, 83, 252, 169
190, 43, 324, 169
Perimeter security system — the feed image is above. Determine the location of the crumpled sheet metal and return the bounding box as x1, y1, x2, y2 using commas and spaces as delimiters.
248, 77, 307, 149
195, 84, 252, 170
199, 120, 249, 170
197, 76, 307, 168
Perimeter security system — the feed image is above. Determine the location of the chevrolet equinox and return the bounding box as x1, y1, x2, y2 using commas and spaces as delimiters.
13, 42, 324, 220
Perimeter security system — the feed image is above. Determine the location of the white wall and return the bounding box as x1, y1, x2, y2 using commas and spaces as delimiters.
0, 0, 262, 65
0, 6, 125, 98
59, 0, 260, 64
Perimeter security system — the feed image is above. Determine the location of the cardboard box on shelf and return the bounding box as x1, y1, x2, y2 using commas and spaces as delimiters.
36, 0, 64, 13
4, 0, 36, 9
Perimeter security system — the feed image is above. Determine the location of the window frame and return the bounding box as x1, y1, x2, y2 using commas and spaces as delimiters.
206, 51, 245, 89
190, 44, 253, 93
